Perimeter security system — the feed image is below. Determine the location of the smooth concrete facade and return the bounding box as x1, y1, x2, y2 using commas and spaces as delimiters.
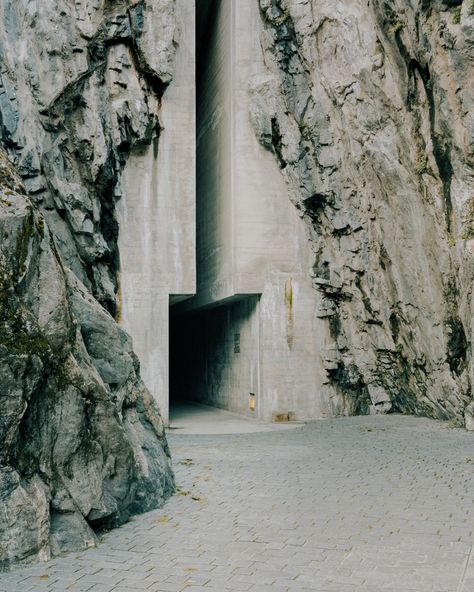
118, 0, 196, 425
119, 0, 331, 424
194, 0, 312, 306
175, 0, 330, 422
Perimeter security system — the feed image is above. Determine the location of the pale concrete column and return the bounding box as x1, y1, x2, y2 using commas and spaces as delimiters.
160, 0, 196, 299
117, 1, 195, 425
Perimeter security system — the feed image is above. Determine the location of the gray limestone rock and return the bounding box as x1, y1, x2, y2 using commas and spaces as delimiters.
0, 0, 176, 316
0, 151, 174, 568
253, 0, 474, 421
0, 0, 177, 569
465, 400, 474, 431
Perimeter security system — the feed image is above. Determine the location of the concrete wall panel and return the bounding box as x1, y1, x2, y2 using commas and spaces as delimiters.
118, 0, 195, 423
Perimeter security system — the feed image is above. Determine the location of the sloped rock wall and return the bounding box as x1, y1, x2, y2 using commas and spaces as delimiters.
0, 151, 173, 569
0, 0, 176, 568
252, 0, 474, 421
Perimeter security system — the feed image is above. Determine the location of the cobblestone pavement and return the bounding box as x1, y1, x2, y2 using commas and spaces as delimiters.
2, 415, 474, 592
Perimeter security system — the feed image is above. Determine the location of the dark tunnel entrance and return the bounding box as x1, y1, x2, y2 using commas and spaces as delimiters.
169, 297, 261, 419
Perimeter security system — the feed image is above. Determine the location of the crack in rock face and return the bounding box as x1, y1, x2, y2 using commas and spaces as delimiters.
0, 0, 176, 569
252, 0, 473, 420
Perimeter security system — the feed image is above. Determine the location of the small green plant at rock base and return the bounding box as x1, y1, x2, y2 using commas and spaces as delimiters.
452, 7, 462, 24
446, 417, 463, 429
470, 1, 474, 16
390, 20, 406, 36
415, 154, 428, 175
447, 234, 456, 247
36, 217, 45, 238
395, 343, 403, 355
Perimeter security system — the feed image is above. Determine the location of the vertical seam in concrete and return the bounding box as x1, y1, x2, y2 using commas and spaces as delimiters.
257, 295, 263, 421
230, 0, 236, 295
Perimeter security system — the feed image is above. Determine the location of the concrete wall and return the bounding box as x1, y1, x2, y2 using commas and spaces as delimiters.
194, 0, 313, 299
233, 0, 307, 294
259, 275, 330, 421
117, 0, 336, 423
118, 0, 196, 424
181, 0, 332, 422
232, 0, 332, 421
173, 281, 331, 422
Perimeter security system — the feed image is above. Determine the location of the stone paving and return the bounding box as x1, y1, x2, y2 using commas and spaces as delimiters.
1, 414, 474, 592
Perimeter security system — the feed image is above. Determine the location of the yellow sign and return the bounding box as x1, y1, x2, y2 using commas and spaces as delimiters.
249, 393, 255, 411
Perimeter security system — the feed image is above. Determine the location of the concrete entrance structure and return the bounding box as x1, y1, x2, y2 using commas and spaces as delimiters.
119, 0, 331, 424
172, 0, 330, 423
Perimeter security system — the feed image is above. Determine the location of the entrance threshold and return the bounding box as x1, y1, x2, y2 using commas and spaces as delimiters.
168, 401, 303, 435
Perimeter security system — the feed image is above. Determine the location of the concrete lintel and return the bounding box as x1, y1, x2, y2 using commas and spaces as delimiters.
169, 293, 196, 306
171, 292, 262, 316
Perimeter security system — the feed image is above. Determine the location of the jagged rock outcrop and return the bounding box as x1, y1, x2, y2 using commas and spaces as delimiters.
0, 0, 176, 568
252, 0, 474, 422
0, 151, 173, 568
0, 0, 176, 316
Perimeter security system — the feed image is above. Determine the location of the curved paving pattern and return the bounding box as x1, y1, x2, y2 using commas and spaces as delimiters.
1, 415, 474, 592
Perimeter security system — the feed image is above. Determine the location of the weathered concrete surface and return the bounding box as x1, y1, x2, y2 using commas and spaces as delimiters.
0, 0, 179, 567
181, 0, 328, 422
118, 0, 196, 425
251, 0, 474, 423
2, 414, 474, 591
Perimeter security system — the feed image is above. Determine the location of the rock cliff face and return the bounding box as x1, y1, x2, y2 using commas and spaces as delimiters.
0, 1, 176, 568
252, 0, 474, 422
0, 0, 176, 316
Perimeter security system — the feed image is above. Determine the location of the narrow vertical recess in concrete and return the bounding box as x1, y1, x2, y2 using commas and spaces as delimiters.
195, 0, 234, 303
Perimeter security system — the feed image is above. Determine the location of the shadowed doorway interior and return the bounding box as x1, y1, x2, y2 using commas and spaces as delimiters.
169, 296, 261, 420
